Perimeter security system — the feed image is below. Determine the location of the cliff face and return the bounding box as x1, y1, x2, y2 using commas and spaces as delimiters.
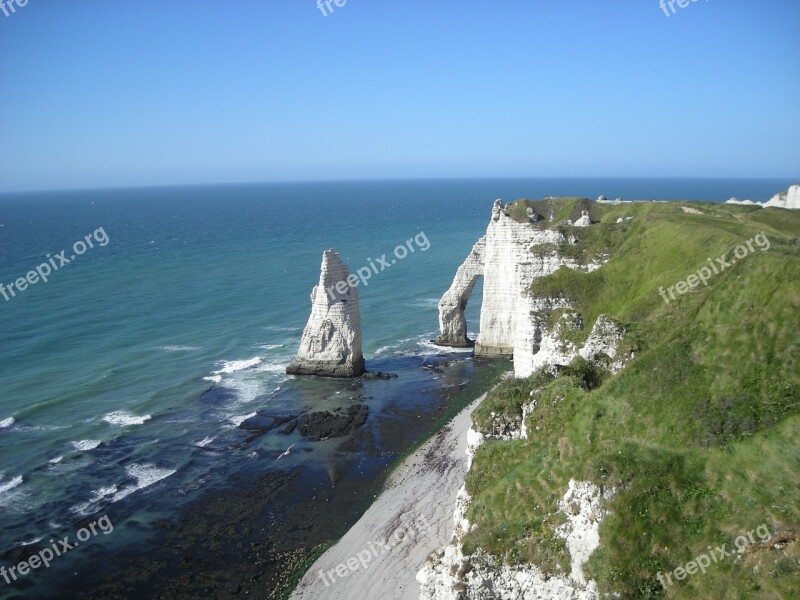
287, 249, 365, 377
474, 201, 569, 358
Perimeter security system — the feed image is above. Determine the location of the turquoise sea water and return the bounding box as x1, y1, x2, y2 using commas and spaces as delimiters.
0, 177, 794, 597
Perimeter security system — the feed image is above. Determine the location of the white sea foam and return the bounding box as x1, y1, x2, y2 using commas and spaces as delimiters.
413, 298, 441, 307
49, 456, 64, 465
254, 361, 287, 374
217, 357, 263, 373
374, 344, 395, 357
20, 536, 44, 546
195, 436, 215, 447
258, 344, 284, 351
0, 417, 15, 429
71, 484, 119, 516
71, 440, 102, 451
112, 464, 177, 502
0, 476, 23, 496
102, 411, 152, 426
206, 355, 288, 403
228, 412, 257, 427
205, 356, 264, 385
160, 345, 201, 352
418, 339, 475, 354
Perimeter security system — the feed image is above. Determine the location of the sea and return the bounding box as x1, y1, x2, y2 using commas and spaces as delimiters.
0, 177, 793, 598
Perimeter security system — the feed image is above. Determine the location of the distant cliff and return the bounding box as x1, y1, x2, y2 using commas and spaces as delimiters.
726, 183, 800, 209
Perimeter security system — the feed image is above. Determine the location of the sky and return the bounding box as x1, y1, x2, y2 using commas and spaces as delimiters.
0, 0, 798, 192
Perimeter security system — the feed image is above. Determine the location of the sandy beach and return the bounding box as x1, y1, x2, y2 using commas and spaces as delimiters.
289, 393, 487, 600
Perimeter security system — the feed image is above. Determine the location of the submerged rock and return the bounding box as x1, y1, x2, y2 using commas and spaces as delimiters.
296, 404, 369, 441
361, 371, 398, 380
287, 249, 365, 377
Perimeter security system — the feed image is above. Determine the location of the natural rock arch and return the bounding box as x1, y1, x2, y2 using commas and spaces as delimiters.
434, 237, 485, 347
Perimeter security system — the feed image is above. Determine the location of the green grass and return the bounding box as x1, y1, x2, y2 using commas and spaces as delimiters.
462, 198, 800, 598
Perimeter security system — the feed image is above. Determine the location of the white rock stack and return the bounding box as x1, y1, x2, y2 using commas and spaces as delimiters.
286, 249, 365, 377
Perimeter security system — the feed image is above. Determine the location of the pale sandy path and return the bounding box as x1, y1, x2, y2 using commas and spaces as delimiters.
289, 393, 486, 600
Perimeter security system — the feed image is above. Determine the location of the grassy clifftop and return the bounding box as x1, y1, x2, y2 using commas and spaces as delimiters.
464, 199, 800, 598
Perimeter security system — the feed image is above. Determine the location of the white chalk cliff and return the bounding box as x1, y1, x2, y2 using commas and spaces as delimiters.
436, 200, 616, 377
287, 249, 365, 377
726, 184, 800, 210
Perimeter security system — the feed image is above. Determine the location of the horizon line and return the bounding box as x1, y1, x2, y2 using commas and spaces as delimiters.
2, 174, 798, 197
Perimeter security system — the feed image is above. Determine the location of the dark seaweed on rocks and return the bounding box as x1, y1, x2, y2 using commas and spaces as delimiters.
296, 404, 369, 441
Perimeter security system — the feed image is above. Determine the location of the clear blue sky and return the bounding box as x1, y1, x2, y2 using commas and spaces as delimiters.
0, 0, 798, 192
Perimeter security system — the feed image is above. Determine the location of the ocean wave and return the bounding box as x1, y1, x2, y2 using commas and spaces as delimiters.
264, 325, 301, 332
0, 417, 14, 429
372, 330, 472, 358
215, 357, 263, 374
205, 355, 289, 403
228, 412, 257, 427
102, 411, 152, 426
112, 464, 177, 503
71, 463, 178, 516
413, 298, 441, 307
49, 456, 64, 465
70, 484, 119, 516
254, 362, 288, 374
373, 344, 395, 357
195, 436, 215, 447
160, 345, 201, 352
417, 339, 475, 354
0, 476, 23, 496
20, 536, 44, 547
71, 440, 102, 451
205, 357, 264, 384
258, 344, 284, 351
